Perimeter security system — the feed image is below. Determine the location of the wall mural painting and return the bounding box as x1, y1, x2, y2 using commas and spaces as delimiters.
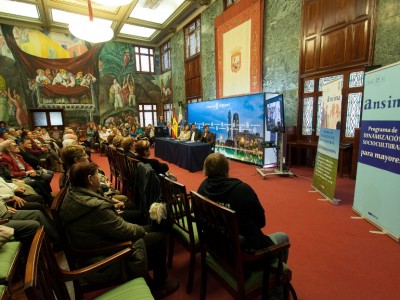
1, 25, 167, 129
0, 27, 29, 128
159, 70, 172, 103
0, 25, 100, 128
98, 42, 162, 126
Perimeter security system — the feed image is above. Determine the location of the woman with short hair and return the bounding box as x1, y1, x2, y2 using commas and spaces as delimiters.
61, 162, 179, 297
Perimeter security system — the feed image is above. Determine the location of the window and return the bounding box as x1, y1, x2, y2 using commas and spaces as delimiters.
187, 98, 202, 104
163, 103, 173, 125
134, 46, 155, 73
160, 40, 171, 73
138, 103, 157, 127
299, 68, 365, 141
224, 0, 240, 9
184, 17, 201, 60
28, 109, 65, 129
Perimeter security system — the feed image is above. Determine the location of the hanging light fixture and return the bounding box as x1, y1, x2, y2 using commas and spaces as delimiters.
91, 0, 133, 6
68, 0, 114, 43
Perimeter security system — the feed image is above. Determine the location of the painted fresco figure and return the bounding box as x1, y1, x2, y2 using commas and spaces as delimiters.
75, 72, 84, 86
0, 76, 10, 123
111, 79, 123, 110
52, 70, 66, 85
81, 73, 96, 87
8, 89, 29, 127
127, 74, 136, 106
35, 69, 50, 85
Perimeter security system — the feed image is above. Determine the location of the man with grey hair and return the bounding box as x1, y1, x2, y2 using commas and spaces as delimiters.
198, 152, 290, 262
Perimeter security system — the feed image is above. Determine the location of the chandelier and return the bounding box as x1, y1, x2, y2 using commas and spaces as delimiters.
91, 0, 134, 5
68, 0, 114, 43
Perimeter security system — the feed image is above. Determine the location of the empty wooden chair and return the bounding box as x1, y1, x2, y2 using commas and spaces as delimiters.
159, 175, 200, 294
24, 227, 154, 300
190, 191, 297, 300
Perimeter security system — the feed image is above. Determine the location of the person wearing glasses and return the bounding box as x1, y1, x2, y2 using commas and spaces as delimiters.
0, 140, 53, 206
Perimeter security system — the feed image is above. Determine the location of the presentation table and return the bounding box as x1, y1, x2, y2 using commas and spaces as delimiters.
155, 138, 212, 172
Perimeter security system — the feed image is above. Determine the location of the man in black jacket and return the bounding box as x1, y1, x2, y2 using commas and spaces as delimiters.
197, 152, 289, 262
188, 123, 202, 142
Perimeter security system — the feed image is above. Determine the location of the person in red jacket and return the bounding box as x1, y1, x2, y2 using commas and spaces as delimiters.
0, 140, 53, 205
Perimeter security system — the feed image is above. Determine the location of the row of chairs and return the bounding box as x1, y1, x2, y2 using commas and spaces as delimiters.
159, 175, 298, 299
106, 146, 140, 199
63, 146, 297, 298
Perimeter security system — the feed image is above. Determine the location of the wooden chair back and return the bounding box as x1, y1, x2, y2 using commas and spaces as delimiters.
105, 146, 118, 189
24, 227, 71, 300
126, 156, 140, 199
160, 175, 194, 238
24, 227, 134, 300
113, 151, 129, 194
159, 175, 199, 293
190, 191, 297, 300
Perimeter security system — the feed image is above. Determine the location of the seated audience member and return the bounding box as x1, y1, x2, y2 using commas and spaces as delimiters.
19, 137, 60, 173
0, 140, 53, 205
197, 153, 290, 262
98, 127, 111, 151
50, 126, 63, 147
62, 137, 78, 148
0, 175, 51, 219
1, 188, 60, 255
85, 123, 99, 151
121, 137, 136, 158
201, 125, 215, 145
178, 125, 191, 141
59, 145, 141, 225
39, 128, 52, 143
106, 134, 116, 148
144, 124, 155, 146
60, 162, 179, 296
7, 128, 21, 144
0, 131, 10, 142
122, 123, 131, 137
112, 135, 124, 153
0, 121, 7, 133
188, 123, 202, 142
0, 171, 43, 202
135, 125, 144, 139
134, 140, 169, 176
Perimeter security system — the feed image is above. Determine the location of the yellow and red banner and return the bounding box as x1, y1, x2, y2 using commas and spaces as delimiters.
171, 107, 178, 138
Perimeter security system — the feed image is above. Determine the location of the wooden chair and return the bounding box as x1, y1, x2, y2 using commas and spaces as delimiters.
105, 146, 119, 190
0, 285, 8, 300
50, 188, 133, 299
0, 219, 22, 297
24, 227, 154, 300
159, 175, 200, 294
126, 156, 140, 200
190, 191, 297, 300
114, 151, 130, 195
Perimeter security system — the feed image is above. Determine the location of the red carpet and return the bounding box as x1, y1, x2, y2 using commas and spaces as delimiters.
50, 152, 400, 300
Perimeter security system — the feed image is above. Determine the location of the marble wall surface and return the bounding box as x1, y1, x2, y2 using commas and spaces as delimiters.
374, 0, 400, 66
171, 29, 185, 104
262, 0, 302, 127
200, 0, 222, 101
